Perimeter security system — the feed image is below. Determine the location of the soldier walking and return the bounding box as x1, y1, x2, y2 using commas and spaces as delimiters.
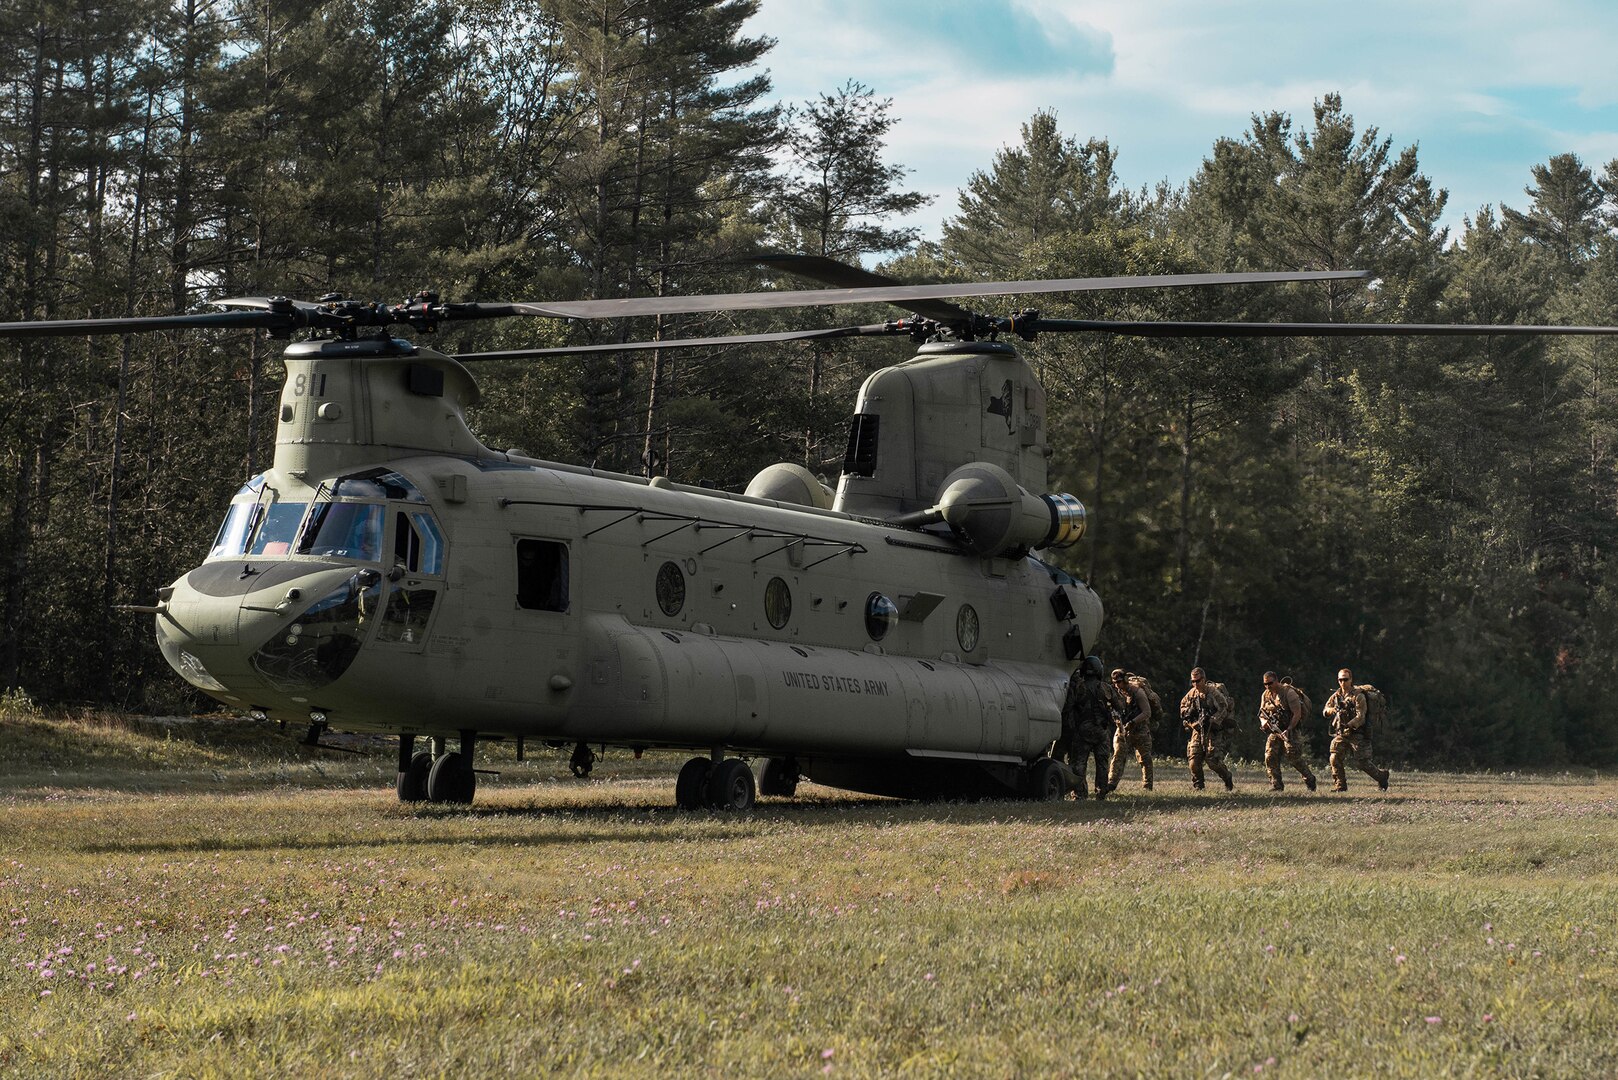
1056, 656, 1117, 799
1180, 667, 1234, 790
1324, 668, 1390, 792
1258, 672, 1317, 792
1107, 669, 1154, 790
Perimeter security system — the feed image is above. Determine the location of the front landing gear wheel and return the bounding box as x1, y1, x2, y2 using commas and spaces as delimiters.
569, 741, 595, 778
1026, 758, 1067, 801
427, 751, 476, 804
397, 750, 433, 802
675, 757, 712, 810
706, 758, 755, 811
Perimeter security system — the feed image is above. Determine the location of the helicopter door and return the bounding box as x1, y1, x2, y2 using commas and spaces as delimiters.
374, 510, 447, 651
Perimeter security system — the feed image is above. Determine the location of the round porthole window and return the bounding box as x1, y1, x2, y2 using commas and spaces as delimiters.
865, 592, 898, 641
655, 561, 685, 616
764, 576, 792, 629
956, 604, 980, 652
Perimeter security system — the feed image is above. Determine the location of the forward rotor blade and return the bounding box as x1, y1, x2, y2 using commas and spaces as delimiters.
0, 309, 301, 338
454, 323, 904, 361
1027, 318, 1618, 338
506, 270, 1372, 321
751, 253, 976, 323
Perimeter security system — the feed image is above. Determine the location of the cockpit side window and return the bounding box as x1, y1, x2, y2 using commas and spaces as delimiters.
207, 475, 270, 560
395, 511, 445, 575
516, 538, 569, 612
209, 502, 261, 560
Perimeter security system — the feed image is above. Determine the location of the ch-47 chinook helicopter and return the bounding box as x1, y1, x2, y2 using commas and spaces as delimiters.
6, 254, 1618, 809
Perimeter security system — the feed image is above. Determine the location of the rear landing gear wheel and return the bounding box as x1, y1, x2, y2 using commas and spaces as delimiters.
569, 741, 595, 778
1027, 758, 1067, 801
397, 751, 433, 802
427, 751, 476, 804
706, 758, 755, 811
675, 757, 712, 810
756, 756, 799, 797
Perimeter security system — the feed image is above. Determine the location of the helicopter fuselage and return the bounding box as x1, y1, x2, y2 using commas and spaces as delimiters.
153, 337, 1103, 801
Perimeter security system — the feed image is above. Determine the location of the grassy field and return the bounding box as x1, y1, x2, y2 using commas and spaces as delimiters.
2, 710, 1615, 1078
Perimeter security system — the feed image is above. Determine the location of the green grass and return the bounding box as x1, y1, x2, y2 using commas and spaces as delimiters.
2, 712, 1616, 1077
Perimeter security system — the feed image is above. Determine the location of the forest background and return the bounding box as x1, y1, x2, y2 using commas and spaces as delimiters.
5, 0, 1618, 768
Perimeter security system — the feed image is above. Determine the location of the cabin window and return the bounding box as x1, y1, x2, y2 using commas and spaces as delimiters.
516, 538, 569, 612
764, 577, 792, 629
865, 592, 898, 641
956, 604, 980, 652
843, 413, 879, 477
655, 561, 685, 616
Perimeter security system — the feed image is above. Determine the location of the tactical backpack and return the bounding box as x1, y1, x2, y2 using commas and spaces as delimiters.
1205, 681, 1234, 727
1355, 683, 1388, 738
1125, 673, 1165, 727
1280, 676, 1313, 724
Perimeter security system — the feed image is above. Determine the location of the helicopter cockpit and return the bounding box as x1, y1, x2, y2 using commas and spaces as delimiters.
162, 467, 450, 698
207, 468, 443, 569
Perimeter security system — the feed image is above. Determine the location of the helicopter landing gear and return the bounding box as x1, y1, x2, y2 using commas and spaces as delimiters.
674, 755, 755, 811
396, 735, 433, 802
707, 758, 755, 811
423, 730, 478, 804
569, 741, 595, 778
756, 756, 800, 798
1025, 758, 1068, 802
675, 757, 711, 810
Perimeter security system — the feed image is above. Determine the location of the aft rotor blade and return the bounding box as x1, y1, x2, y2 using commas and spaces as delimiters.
1028, 318, 1618, 338
454, 323, 905, 361
751, 253, 976, 323
0, 309, 302, 338
507, 270, 1372, 321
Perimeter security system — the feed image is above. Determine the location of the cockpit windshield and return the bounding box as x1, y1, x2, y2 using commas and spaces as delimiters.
208, 475, 310, 560
298, 501, 385, 561
205, 469, 437, 565
248, 501, 310, 556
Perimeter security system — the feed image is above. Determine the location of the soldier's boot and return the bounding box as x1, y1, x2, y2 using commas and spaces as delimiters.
1191, 779, 1205, 790
1330, 752, 1348, 791
1210, 757, 1234, 791
1142, 756, 1154, 790
1270, 780, 1284, 792
1304, 773, 1318, 792
1377, 769, 1390, 791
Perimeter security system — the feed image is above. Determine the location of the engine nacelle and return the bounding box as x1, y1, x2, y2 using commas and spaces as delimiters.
935, 462, 1086, 557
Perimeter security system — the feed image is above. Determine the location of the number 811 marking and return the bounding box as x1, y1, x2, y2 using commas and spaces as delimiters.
292, 373, 327, 397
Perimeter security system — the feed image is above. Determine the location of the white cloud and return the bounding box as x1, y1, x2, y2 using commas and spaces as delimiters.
745, 0, 1618, 247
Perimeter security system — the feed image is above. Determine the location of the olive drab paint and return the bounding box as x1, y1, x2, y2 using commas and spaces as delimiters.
152, 334, 1102, 803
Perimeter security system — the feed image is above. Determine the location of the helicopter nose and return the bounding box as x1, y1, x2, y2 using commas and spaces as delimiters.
155, 562, 378, 700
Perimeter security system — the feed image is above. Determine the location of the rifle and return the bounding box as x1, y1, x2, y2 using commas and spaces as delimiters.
1331, 694, 1358, 735
1184, 695, 1211, 739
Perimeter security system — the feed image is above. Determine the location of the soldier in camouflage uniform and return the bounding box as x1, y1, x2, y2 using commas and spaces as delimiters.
1180, 667, 1234, 790
1056, 655, 1117, 799
1107, 668, 1155, 790
1258, 671, 1317, 791
1323, 667, 1390, 792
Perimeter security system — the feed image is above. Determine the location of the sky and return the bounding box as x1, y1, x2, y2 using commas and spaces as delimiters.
743, 0, 1618, 248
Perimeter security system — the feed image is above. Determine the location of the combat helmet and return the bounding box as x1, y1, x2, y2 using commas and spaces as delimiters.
1080, 655, 1105, 678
